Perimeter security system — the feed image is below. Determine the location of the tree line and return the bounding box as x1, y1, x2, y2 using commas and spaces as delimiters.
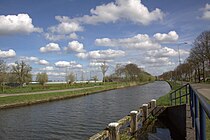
105, 63, 154, 82
0, 61, 49, 90
0, 60, 154, 89
159, 30, 210, 82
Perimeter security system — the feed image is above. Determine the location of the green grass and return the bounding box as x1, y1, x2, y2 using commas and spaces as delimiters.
157, 81, 182, 106
0, 82, 120, 94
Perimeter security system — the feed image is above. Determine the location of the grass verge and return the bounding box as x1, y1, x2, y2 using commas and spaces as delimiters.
0, 82, 118, 94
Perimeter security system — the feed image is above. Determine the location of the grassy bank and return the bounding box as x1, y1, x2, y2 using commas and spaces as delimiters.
0, 81, 149, 109
0, 82, 117, 94
157, 81, 210, 140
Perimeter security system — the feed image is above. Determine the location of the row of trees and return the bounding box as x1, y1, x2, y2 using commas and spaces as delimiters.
106, 63, 154, 82
0, 60, 154, 90
159, 31, 210, 82
0, 61, 32, 86
0, 61, 50, 88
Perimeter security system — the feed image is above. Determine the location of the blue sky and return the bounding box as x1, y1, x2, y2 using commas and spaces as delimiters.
0, 0, 210, 81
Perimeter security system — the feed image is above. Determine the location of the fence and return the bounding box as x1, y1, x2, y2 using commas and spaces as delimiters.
170, 83, 210, 140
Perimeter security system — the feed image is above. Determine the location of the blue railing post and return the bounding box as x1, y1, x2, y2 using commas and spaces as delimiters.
199, 103, 206, 140
186, 85, 188, 104
179, 89, 182, 104
170, 93, 172, 106
190, 88, 195, 128
194, 95, 199, 140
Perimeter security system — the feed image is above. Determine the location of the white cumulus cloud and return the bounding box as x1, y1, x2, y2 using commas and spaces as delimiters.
55, 61, 70, 67
57, 0, 164, 25
55, 61, 82, 68
147, 47, 189, 58
40, 66, 54, 71
69, 33, 78, 39
76, 49, 125, 59
40, 43, 61, 53
48, 21, 83, 34
89, 61, 103, 67
0, 14, 42, 35
201, 3, 210, 20
64, 41, 86, 53
95, 34, 161, 49
38, 59, 49, 65
153, 31, 179, 43
20, 56, 50, 66
0, 49, 16, 58
147, 47, 177, 58
144, 57, 173, 67
76, 53, 88, 59
44, 16, 83, 41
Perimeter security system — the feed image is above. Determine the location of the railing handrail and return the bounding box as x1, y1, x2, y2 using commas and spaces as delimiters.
190, 85, 210, 118
170, 83, 210, 118
170, 83, 189, 96
170, 82, 210, 140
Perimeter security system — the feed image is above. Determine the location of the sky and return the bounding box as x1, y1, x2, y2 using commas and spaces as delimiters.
0, 0, 210, 81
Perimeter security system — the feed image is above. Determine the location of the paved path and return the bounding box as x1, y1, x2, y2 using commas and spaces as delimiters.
191, 83, 210, 100
0, 86, 103, 98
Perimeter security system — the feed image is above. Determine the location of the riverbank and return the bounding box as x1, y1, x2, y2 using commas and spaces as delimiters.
0, 81, 150, 110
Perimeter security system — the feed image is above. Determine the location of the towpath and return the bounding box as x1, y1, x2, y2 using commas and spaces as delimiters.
0, 86, 103, 98
191, 83, 210, 100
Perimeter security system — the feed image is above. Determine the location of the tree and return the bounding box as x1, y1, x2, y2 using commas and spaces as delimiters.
0, 60, 8, 92
67, 72, 75, 84
113, 63, 153, 82
93, 75, 98, 83
192, 31, 210, 81
0, 60, 7, 84
100, 61, 109, 82
36, 72, 48, 85
11, 61, 32, 86
124, 64, 141, 81
159, 31, 210, 83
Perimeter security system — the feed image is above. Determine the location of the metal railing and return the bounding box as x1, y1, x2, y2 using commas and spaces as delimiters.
170, 83, 210, 140
170, 83, 190, 106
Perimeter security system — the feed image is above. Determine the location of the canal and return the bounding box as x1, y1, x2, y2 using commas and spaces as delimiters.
0, 81, 171, 140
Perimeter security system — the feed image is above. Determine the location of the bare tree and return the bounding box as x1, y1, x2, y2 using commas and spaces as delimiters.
100, 61, 109, 82
192, 31, 210, 81
11, 61, 32, 86
93, 75, 98, 83
67, 72, 75, 84
0, 60, 8, 92
161, 30, 210, 83
36, 72, 48, 86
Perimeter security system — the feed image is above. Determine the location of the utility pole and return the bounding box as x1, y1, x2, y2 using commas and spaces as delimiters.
177, 42, 188, 85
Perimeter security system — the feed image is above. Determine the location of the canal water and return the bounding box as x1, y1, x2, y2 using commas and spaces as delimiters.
0, 81, 171, 140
